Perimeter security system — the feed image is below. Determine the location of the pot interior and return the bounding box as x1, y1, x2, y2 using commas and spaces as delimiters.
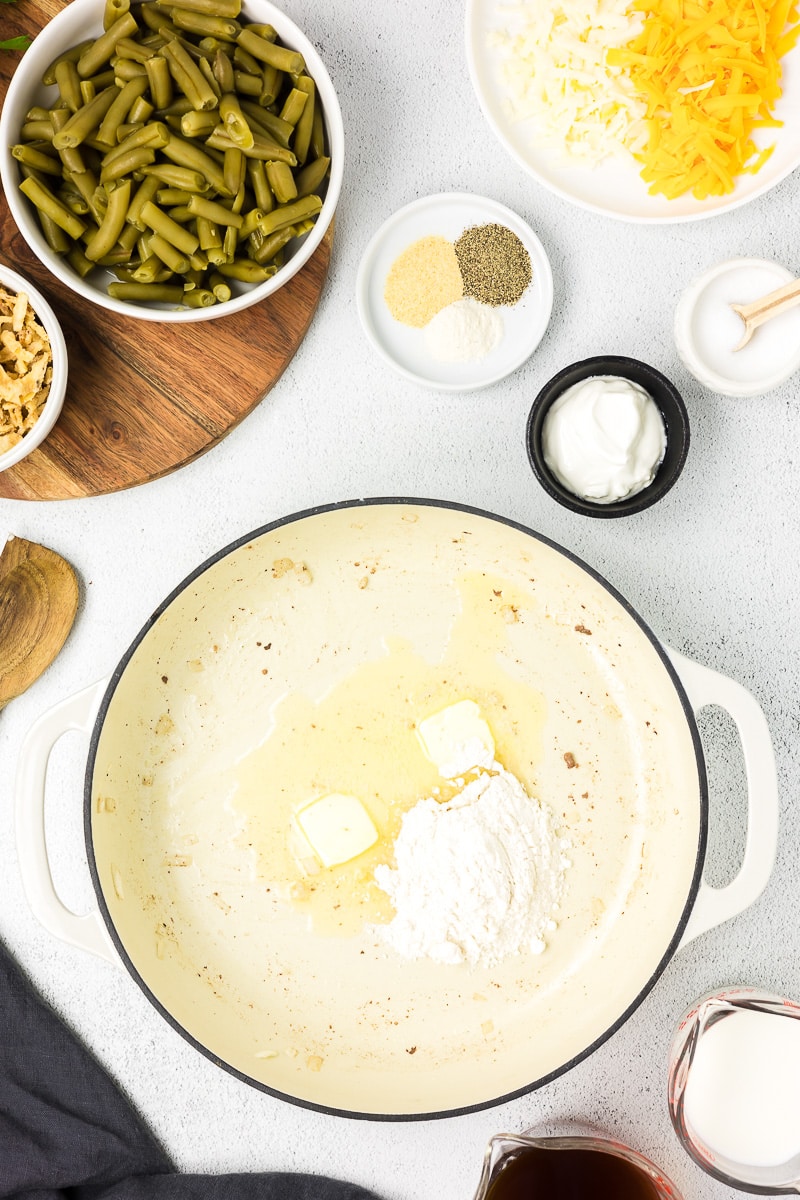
87, 500, 703, 1116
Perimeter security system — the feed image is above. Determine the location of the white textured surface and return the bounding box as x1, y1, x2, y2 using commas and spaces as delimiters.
1, 2, 799, 1199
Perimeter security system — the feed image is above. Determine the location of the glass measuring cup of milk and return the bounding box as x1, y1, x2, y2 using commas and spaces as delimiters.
669, 988, 800, 1192
472, 1129, 683, 1200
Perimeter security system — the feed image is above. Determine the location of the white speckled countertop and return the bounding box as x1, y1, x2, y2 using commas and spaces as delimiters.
1, 1, 799, 1197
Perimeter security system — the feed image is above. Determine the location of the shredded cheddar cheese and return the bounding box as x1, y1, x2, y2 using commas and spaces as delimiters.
608, 0, 800, 199
489, 0, 800, 200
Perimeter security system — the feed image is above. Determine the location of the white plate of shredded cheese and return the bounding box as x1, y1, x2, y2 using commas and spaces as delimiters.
466, 0, 800, 223
356, 192, 553, 391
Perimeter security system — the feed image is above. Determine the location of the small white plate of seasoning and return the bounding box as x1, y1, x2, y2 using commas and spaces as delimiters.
355, 192, 553, 392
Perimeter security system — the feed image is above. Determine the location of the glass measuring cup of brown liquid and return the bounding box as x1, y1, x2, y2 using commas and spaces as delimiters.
472, 1132, 684, 1200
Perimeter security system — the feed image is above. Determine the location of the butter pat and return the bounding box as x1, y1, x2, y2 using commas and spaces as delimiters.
296, 793, 378, 868
417, 700, 495, 778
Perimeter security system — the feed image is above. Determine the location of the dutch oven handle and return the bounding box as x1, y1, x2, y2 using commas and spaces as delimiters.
667, 647, 778, 949
15, 678, 118, 966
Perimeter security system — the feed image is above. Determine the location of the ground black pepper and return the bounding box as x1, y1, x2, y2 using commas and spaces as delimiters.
454, 223, 532, 307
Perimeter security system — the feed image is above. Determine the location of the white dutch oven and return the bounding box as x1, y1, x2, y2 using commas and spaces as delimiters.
15, 500, 777, 1118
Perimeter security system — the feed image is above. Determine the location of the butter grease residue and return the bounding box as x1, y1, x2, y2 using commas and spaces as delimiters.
230, 571, 548, 936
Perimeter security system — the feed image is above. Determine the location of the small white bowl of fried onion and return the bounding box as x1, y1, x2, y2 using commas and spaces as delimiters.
0, 263, 67, 472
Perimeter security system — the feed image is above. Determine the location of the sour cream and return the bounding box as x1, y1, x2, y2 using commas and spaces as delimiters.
541, 375, 666, 504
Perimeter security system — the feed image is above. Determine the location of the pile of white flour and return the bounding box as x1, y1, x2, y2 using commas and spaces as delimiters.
374, 768, 570, 968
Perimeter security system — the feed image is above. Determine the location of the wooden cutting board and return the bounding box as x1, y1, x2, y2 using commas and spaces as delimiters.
0, 1, 333, 501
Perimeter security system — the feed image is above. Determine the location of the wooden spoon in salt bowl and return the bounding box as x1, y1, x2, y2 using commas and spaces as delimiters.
0, 536, 79, 711
731, 276, 800, 350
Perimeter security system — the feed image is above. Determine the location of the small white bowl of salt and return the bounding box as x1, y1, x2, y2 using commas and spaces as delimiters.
355, 192, 553, 392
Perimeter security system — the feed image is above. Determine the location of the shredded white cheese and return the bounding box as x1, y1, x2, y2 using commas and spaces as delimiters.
488, 0, 647, 164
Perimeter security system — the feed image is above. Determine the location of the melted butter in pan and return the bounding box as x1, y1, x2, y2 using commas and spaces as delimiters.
230, 572, 548, 937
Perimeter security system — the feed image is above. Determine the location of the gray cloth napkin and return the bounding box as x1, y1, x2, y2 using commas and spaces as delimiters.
0, 939, 382, 1200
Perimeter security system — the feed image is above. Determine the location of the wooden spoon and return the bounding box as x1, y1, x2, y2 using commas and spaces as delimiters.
0, 536, 79, 710
731, 276, 800, 350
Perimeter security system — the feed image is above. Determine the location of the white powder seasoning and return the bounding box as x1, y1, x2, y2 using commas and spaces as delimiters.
374, 768, 570, 968
423, 296, 503, 362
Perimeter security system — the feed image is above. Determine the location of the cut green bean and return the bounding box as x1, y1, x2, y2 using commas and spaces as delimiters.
232, 43, 260, 74
246, 158, 273, 212
143, 54, 173, 109
250, 222, 295, 263
108, 281, 184, 301
205, 125, 296, 165
162, 0, 240, 15
39, 210, 73, 253
77, 13, 139, 78
258, 63, 280, 104
68, 167, 106, 223
160, 134, 226, 195
147, 231, 191, 272
279, 87, 307, 128
141, 162, 207, 189
104, 0, 130, 31
233, 70, 261, 97
236, 28, 304, 76
215, 257, 272, 282
54, 58, 84, 113
113, 59, 149, 82
219, 92, 253, 148
118, 220, 140, 251
52, 87, 118, 149
96, 76, 150, 146
185, 193, 242, 226
180, 109, 219, 138
182, 288, 216, 306
102, 121, 169, 169
223, 145, 245, 194
170, 8, 240, 41
252, 24, 277, 41
99, 145, 156, 182
295, 154, 329, 198
140, 198, 200, 252
66, 244, 96, 276
156, 186, 201, 204
256, 193, 321, 237
196, 215, 221, 249
239, 99, 291, 147
236, 206, 265, 239
130, 254, 165, 283
11, 144, 62, 176
310, 102, 325, 161
42, 40, 94, 87
292, 75, 315, 165
213, 48, 234, 91
265, 159, 296, 204
20, 175, 88, 238
140, 4, 182, 38
128, 96, 155, 123
207, 270, 231, 301
161, 39, 219, 110
114, 35, 156, 62
85, 177, 131, 260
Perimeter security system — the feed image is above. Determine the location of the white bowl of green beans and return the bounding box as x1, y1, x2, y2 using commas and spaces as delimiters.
0, 0, 343, 321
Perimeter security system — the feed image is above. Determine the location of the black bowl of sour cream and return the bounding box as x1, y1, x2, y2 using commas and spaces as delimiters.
526, 355, 690, 518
